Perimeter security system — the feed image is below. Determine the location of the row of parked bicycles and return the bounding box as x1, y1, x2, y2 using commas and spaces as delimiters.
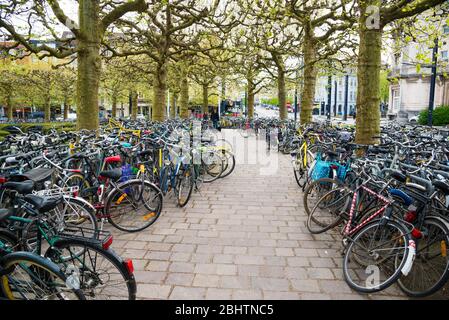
0, 119, 234, 300
279, 120, 449, 298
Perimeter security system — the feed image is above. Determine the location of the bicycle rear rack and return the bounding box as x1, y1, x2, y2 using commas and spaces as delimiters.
33, 186, 79, 197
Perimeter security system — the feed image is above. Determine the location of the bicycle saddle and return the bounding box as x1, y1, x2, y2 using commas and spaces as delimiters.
3, 180, 35, 194
390, 170, 407, 183
325, 150, 339, 159
99, 169, 122, 181
24, 194, 62, 213
433, 180, 449, 195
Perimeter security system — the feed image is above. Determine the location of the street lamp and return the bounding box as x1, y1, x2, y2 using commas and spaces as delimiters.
428, 37, 438, 126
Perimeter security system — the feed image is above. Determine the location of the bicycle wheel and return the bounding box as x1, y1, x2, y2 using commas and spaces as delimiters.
303, 178, 344, 216
343, 219, 410, 293
219, 150, 235, 178
307, 187, 349, 234
106, 179, 163, 232
215, 138, 233, 154
177, 166, 194, 207
45, 240, 136, 300
62, 173, 91, 198
0, 251, 85, 300
397, 217, 449, 297
293, 150, 308, 188
201, 151, 224, 183
51, 197, 98, 231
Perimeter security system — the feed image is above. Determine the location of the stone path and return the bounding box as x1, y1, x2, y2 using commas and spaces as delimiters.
112, 129, 408, 300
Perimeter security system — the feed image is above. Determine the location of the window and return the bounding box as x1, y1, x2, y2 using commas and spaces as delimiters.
338, 91, 342, 100
339, 78, 343, 86
442, 51, 448, 61
392, 89, 400, 112
444, 25, 449, 34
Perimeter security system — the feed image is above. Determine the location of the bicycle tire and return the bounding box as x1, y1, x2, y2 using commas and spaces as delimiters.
397, 216, 449, 297
45, 239, 136, 300
306, 187, 349, 234
0, 251, 85, 300
105, 179, 163, 232
343, 219, 410, 293
219, 150, 235, 178
303, 178, 344, 216
177, 166, 194, 207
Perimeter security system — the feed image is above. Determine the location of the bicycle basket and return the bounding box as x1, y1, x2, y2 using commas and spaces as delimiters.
337, 164, 348, 181
119, 164, 132, 183
311, 159, 331, 181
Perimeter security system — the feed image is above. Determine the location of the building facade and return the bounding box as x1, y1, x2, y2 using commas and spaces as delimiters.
314, 72, 358, 116
388, 24, 449, 120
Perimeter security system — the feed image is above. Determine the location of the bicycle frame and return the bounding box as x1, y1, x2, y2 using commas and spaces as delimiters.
343, 184, 392, 237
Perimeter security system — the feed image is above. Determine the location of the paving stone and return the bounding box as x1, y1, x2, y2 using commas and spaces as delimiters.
169, 262, 195, 273
224, 246, 248, 255
134, 271, 167, 284
111, 131, 412, 301
145, 251, 171, 261
145, 261, 170, 272
169, 252, 191, 262
139, 284, 172, 299
169, 286, 206, 299
220, 276, 251, 289
263, 291, 300, 299
213, 254, 234, 264
251, 277, 290, 291
165, 273, 194, 286
234, 255, 265, 265
205, 288, 233, 300
307, 268, 335, 280
291, 279, 321, 293
232, 289, 263, 300
193, 274, 220, 287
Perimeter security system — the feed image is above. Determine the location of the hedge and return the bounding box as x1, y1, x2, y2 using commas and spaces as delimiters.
418, 105, 449, 126
0, 122, 76, 140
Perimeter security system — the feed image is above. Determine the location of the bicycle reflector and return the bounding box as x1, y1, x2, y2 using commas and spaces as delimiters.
0, 177, 6, 184
441, 241, 447, 257
124, 259, 134, 274
411, 228, 423, 239
404, 210, 417, 223
103, 235, 113, 250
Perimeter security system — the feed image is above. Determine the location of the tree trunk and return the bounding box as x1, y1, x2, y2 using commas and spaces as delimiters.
152, 63, 167, 121
179, 69, 189, 119
44, 95, 51, 122
170, 92, 177, 119
6, 94, 13, 121
202, 84, 209, 114
247, 77, 255, 119
111, 93, 117, 118
77, 0, 101, 131
131, 91, 138, 120
64, 96, 69, 120
355, 0, 382, 144
278, 67, 287, 120
300, 32, 317, 124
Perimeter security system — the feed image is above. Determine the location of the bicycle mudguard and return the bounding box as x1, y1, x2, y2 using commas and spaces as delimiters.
388, 188, 413, 206
0, 251, 64, 277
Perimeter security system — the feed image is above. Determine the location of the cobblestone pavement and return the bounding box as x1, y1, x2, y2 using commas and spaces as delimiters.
112, 129, 408, 300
